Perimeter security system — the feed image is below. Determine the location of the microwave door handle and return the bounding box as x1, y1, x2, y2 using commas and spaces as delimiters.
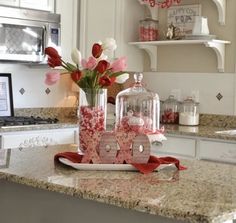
43, 26, 47, 57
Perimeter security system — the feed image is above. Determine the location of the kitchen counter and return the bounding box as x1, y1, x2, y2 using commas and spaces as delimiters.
164, 125, 236, 142
0, 121, 78, 133
0, 145, 236, 223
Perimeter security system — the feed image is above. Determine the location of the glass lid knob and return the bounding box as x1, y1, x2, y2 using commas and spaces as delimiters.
134, 73, 143, 85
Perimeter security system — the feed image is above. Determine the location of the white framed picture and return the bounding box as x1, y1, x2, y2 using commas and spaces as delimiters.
0, 73, 14, 117
167, 4, 202, 34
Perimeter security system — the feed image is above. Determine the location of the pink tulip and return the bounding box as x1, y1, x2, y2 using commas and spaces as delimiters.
45, 71, 61, 85
110, 57, 127, 72
81, 56, 97, 69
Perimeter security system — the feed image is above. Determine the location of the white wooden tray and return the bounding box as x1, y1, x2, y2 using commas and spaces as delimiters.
58, 158, 175, 171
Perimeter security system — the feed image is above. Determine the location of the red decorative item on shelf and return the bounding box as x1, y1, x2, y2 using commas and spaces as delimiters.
139, 0, 181, 8
139, 17, 159, 41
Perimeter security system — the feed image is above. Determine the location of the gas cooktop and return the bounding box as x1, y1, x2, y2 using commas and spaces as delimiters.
0, 116, 58, 127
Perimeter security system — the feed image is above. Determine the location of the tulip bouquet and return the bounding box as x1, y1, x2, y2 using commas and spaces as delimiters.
44, 38, 129, 90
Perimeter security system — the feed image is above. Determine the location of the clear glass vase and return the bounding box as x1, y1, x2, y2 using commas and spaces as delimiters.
79, 88, 107, 152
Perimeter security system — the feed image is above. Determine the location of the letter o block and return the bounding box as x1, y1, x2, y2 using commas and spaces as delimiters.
99, 132, 117, 164
132, 134, 150, 164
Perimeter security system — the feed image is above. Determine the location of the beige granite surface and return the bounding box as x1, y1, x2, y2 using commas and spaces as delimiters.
0, 145, 236, 223
2, 107, 236, 141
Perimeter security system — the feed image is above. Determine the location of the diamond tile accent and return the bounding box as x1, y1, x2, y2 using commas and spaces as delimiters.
216, 93, 223, 101
19, 88, 25, 95
45, 88, 51, 95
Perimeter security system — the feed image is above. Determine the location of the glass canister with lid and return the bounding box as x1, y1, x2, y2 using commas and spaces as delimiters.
161, 95, 179, 124
139, 17, 159, 41
179, 97, 199, 126
115, 73, 160, 133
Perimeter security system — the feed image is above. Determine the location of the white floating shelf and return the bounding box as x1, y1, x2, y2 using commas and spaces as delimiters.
129, 39, 230, 72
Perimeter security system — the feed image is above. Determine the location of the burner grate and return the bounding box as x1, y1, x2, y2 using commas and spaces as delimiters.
0, 116, 58, 127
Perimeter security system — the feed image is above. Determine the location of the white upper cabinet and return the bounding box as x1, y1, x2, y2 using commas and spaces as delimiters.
0, 0, 54, 12
56, 0, 79, 63
79, 0, 117, 59
0, 0, 19, 7
20, 0, 54, 12
79, 0, 144, 72
114, 0, 144, 72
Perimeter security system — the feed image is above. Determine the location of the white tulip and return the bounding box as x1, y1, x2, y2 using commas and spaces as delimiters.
97, 53, 108, 61
71, 48, 82, 65
102, 38, 117, 52
115, 73, 129, 84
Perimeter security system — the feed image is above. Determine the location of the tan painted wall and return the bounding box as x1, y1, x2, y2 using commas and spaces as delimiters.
144, 0, 236, 73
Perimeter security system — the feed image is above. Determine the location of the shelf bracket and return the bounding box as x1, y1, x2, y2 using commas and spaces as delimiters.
204, 41, 226, 72
137, 44, 157, 71
212, 0, 226, 25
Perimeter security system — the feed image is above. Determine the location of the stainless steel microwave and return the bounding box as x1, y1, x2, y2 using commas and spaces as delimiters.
0, 6, 61, 63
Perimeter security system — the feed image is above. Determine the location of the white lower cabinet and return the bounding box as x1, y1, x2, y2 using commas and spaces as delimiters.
153, 134, 236, 164
198, 140, 236, 164
152, 135, 196, 158
0, 128, 78, 150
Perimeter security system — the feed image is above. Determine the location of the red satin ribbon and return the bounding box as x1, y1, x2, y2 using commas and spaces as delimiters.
54, 152, 187, 174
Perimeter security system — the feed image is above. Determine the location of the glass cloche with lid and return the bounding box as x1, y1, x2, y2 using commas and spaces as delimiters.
115, 73, 160, 133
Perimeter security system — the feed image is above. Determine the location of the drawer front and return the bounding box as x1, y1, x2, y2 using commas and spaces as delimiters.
1, 129, 76, 149
152, 136, 196, 157
199, 140, 236, 163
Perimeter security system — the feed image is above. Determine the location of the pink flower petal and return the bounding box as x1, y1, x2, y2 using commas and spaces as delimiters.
45, 71, 61, 85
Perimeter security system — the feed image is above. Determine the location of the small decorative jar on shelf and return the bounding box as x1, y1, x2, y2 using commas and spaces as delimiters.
115, 73, 160, 133
179, 97, 199, 126
139, 17, 159, 41
161, 95, 179, 124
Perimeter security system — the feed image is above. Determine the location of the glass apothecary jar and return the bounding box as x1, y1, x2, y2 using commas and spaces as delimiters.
161, 95, 179, 124
179, 97, 199, 126
115, 73, 160, 133
139, 17, 159, 41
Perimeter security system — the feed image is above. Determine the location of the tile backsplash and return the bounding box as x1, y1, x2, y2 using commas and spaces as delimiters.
0, 63, 76, 108
1, 63, 236, 117
142, 72, 236, 116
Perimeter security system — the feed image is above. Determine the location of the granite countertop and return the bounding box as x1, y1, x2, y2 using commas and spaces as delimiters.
0, 145, 236, 223
0, 119, 78, 133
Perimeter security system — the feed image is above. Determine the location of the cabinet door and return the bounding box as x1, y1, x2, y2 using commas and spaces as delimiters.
20, 0, 54, 12
114, 0, 144, 72
199, 140, 236, 164
79, 0, 116, 59
152, 135, 196, 158
1, 128, 78, 149
0, 0, 19, 7
56, 0, 78, 63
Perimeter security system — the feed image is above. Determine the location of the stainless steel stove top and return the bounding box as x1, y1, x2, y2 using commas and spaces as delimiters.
0, 116, 58, 127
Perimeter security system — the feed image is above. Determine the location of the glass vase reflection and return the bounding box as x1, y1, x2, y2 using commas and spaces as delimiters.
79, 88, 107, 152
115, 73, 160, 133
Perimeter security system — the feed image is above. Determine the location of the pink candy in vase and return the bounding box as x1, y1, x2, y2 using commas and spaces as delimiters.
79, 106, 105, 152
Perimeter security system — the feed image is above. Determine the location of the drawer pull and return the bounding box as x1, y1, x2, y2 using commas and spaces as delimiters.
18, 136, 56, 148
